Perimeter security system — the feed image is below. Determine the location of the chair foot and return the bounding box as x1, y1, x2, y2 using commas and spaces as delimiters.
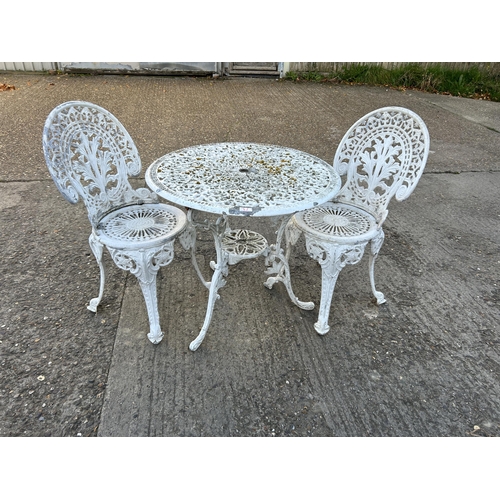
189, 336, 203, 351
374, 291, 386, 305
87, 299, 99, 313
314, 321, 330, 335
147, 329, 164, 344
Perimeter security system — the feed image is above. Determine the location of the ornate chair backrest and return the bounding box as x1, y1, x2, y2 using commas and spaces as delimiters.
333, 107, 430, 225
43, 101, 154, 227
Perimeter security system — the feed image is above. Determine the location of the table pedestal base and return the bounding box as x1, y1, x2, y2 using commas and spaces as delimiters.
264, 216, 314, 311
183, 211, 314, 351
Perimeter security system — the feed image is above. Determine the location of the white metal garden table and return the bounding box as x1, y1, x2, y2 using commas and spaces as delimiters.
145, 142, 341, 350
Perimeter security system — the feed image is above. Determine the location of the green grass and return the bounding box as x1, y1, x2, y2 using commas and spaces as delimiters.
285, 64, 500, 102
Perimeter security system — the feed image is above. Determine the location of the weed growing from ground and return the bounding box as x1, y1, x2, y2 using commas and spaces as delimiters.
285, 64, 500, 102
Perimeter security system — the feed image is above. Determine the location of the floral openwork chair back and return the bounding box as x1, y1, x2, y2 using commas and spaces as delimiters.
289, 107, 430, 336
43, 101, 187, 344
43, 101, 158, 227
333, 106, 429, 226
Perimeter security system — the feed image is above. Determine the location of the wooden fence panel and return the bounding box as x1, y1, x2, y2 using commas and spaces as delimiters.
288, 62, 500, 75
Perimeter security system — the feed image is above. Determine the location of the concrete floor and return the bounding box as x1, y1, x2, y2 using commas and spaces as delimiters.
0, 72, 499, 438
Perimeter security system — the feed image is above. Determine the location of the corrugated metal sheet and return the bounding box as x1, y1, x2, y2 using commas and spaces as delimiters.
0, 62, 219, 75
0, 62, 57, 71
1, 62, 281, 77
58, 62, 219, 75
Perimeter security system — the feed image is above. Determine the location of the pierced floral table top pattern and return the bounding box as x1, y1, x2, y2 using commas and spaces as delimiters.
146, 142, 341, 216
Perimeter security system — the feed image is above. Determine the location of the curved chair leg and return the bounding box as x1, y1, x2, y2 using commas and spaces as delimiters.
108, 243, 175, 344
369, 229, 386, 305
315, 263, 342, 335
305, 238, 367, 335
137, 271, 163, 344
88, 233, 105, 312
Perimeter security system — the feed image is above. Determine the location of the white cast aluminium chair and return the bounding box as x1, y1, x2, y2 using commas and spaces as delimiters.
287, 106, 430, 335
42, 101, 187, 344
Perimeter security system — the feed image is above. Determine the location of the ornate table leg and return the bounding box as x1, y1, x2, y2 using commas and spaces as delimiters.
189, 213, 229, 351
108, 243, 175, 344
264, 216, 314, 310
178, 210, 211, 290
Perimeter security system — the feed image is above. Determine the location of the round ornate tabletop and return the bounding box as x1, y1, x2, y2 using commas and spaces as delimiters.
146, 142, 341, 216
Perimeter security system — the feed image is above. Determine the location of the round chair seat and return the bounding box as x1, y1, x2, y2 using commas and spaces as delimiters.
293, 202, 378, 244
96, 203, 187, 250
221, 229, 268, 260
